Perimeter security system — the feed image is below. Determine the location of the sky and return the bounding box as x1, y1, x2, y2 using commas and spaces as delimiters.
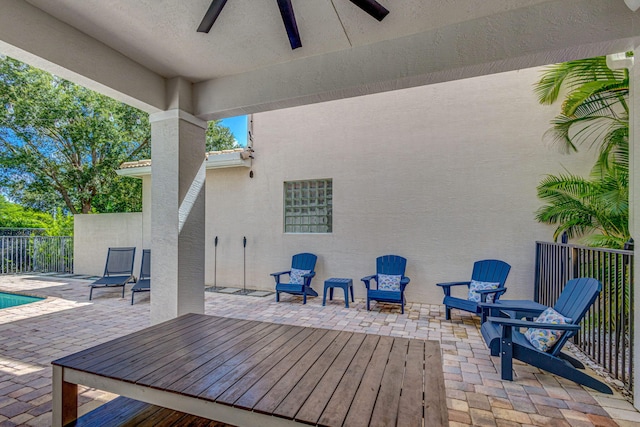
219, 115, 248, 147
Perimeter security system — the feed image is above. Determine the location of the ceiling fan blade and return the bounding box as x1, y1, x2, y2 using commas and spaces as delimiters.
349, 0, 389, 21
276, 0, 302, 49
197, 0, 228, 33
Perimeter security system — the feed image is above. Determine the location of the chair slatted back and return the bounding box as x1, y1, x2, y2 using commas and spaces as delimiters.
549, 277, 602, 357
104, 247, 136, 277
376, 255, 407, 276
291, 253, 317, 272
471, 259, 511, 287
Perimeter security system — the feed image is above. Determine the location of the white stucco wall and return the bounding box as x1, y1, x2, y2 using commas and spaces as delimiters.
75, 66, 596, 304
204, 66, 595, 304
74, 212, 144, 276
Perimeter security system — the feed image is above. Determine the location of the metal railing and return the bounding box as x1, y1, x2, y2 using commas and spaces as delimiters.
0, 236, 73, 274
535, 241, 633, 392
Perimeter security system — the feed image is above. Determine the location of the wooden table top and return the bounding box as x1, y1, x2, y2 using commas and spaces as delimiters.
53, 313, 448, 427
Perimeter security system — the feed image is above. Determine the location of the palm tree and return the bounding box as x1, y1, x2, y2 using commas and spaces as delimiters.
534, 55, 630, 248
535, 56, 629, 170
535, 165, 628, 248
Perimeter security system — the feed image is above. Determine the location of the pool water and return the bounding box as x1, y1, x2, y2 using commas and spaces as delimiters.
0, 292, 44, 309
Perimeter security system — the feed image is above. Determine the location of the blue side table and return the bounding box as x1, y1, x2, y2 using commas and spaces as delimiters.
323, 278, 354, 308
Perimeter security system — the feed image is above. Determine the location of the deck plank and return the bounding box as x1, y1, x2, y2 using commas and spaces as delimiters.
93, 316, 234, 378
266, 331, 352, 418
113, 318, 260, 382
235, 329, 341, 412
342, 335, 394, 427
67, 396, 151, 426
318, 334, 380, 427
397, 339, 426, 427
167, 322, 294, 394
228, 328, 336, 409
293, 332, 366, 424
55, 313, 209, 368
200, 326, 315, 401
136, 319, 267, 386
424, 338, 449, 426
369, 337, 410, 427
68, 396, 234, 427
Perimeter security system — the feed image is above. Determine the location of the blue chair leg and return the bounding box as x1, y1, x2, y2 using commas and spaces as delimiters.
349, 285, 354, 303
366, 297, 370, 311
343, 286, 349, 308
303, 290, 307, 304
276, 291, 280, 302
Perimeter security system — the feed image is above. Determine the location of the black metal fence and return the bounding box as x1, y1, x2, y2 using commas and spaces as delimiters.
0, 235, 73, 274
535, 241, 633, 392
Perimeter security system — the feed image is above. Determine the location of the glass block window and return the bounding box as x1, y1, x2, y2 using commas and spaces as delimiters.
284, 179, 332, 233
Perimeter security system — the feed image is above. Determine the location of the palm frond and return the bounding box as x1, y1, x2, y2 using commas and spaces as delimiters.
535, 57, 625, 105
562, 80, 628, 116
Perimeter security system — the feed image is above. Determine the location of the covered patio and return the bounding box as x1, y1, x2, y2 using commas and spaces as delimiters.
2, 0, 640, 423
0, 274, 637, 426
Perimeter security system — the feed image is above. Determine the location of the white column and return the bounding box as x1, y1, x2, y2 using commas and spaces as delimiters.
149, 109, 206, 324
630, 47, 640, 407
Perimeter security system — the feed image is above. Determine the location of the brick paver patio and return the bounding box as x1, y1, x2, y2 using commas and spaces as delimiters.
0, 274, 639, 427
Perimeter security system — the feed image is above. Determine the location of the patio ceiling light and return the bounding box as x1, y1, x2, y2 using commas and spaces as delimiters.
197, 0, 389, 50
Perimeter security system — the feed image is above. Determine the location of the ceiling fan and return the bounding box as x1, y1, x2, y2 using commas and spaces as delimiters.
197, 0, 389, 50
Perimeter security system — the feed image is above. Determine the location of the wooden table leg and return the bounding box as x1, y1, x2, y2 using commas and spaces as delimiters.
52, 365, 78, 427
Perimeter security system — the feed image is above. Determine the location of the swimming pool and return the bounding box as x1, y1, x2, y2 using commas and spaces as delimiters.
0, 292, 44, 309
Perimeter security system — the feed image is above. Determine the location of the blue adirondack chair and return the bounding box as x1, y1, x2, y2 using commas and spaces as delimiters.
436, 259, 511, 320
361, 255, 410, 314
481, 277, 612, 394
89, 247, 136, 300
131, 249, 150, 305
272, 253, 318, 304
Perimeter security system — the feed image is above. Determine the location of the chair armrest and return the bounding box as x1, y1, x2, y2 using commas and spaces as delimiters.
400, 277, 410, 291
436, 281, 469, 297
361, 275, 376, 289
478, 300, 546, 315
476, 287, 506, 302
486, 317, 581, 332
300, 271, 316, 286
270, 270, 291, 277
271, 270, 291, 285
475, 288, 503, 295
436, 281, 471, 288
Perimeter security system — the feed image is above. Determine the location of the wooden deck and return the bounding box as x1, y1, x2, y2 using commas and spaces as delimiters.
52, 313, 448, 427
67, 396, 233, 426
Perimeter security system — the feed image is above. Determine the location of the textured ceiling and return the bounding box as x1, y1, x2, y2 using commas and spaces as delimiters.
22, 0, 555, 82
3, 0, 638, 117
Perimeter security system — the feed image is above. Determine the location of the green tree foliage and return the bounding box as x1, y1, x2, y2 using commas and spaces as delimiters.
535, 56, 629, 170
206, 119, 238, 151
0, 57, 238, 216
0, 195, 72, 235
534, 56, 630, 248
0, 56, 149, 214
45, 208, 74, 236
0, 195, 49, 228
